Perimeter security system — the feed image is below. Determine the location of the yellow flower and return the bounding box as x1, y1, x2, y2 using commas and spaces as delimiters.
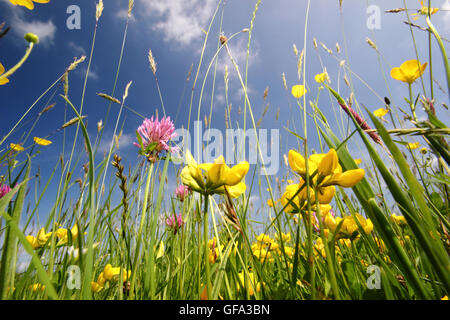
237, 271, 264, 296
420, 148, 427, 155
324, 213, 373, 239
9, 0, 50, 10
391, 213, 407, 226
253, 248, 274, 263
284, 149, 364, 212
441, 295, 448, 300
390, 60, 427, 84
10, 143, 24, 152
26, 235, 40, 250
0, 63, 10, 85
101, 264, 131, 282
55, 224, 81, 246
354, 159, 362, 165
275, 232, 292, 243
33, 137, 52, 146
26, 228, 52, 249
103, 264, 121, 281
373, 108, 389, 118
91, 281, 104, 293
314, 72, 329, 84
180, 150, 249, 198
291, 85, 307, 98
407, 142, 420, 150
412, 1, 439, 20
29, 283, 45, 292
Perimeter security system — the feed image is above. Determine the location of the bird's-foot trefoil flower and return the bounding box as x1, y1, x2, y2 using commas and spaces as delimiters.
180, 150, 249, 198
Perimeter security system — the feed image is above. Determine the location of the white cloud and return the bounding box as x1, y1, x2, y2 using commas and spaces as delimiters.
74, 66, 99, 81
441, 0, 450, 31
67, 41, 86, 56
116, 8, 136, 22
97, 133, 134, 154
140, 0, 216, 46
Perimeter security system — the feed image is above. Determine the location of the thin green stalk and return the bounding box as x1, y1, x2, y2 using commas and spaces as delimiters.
129, 161, 154, 298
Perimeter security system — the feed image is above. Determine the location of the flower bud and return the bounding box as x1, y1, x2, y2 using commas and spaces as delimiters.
24, 33, 39, 44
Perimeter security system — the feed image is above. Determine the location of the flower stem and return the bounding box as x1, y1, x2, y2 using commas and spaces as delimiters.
203, 194, 211, 299
0, 43, 34, 82
408, 83, 418, 122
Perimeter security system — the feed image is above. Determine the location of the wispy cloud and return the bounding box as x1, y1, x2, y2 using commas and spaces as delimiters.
74, 65, 99, 81
3, 2, 57, 46
441, 0, 450, 31
140, 0, 216, 47
67, 41, 86, 56
116, 8, 136, 22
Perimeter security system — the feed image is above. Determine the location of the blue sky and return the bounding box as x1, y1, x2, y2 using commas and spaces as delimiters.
1, 0, 449, 228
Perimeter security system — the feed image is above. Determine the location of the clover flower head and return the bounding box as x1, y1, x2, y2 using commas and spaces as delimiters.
175, 184, 190, 202
166, 213, 184, 233
0, 184, 11, 199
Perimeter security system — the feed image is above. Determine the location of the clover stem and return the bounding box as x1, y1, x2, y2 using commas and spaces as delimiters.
0, 42, 34, 82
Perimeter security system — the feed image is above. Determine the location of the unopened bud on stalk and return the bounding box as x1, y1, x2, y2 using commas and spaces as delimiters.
24, 32, 39, 44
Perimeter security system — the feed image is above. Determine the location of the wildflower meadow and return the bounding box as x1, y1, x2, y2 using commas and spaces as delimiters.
0, 0, 449, 305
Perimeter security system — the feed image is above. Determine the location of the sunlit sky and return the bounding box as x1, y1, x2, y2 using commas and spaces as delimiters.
0, 0, 449, 227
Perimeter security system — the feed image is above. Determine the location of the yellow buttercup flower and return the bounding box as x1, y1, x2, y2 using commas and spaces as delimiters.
314, 72, 329, 84
291, 85, 307, 98
10, 143, 24, 152
33, 137, 52, 146
390, 60, 427, 84
373, 108, 389, 118
180, 150, 249, 198
9, 0, 50, 10
0, 63, 10, 85
354, 159, 362, 165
